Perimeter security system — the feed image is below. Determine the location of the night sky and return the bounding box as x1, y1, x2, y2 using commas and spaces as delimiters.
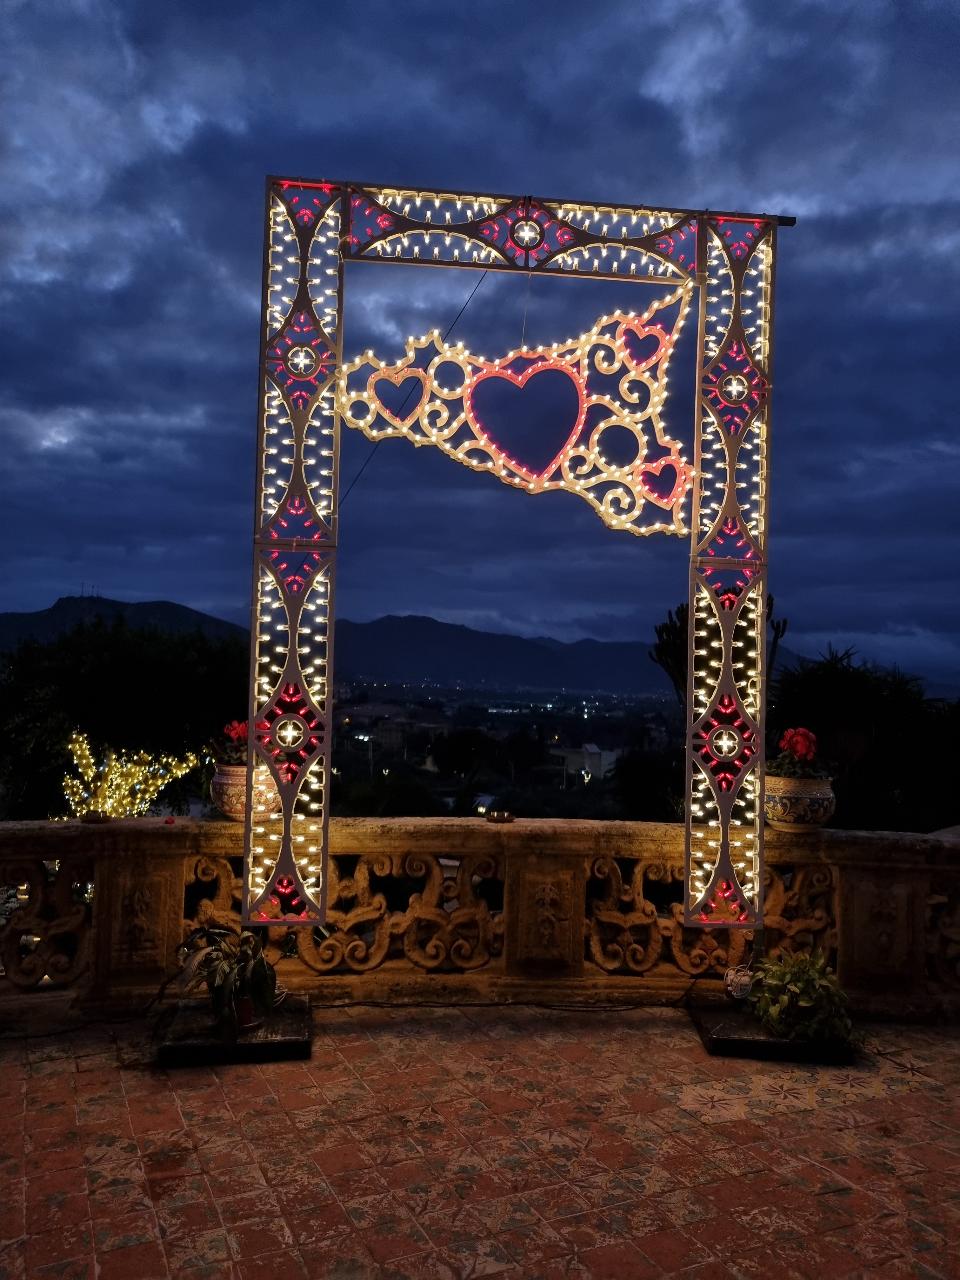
3, 1, 958, 685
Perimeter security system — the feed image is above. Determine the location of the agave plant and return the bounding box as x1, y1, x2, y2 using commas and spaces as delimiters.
748, 950, 857, 1046
175, 926, 279, 1038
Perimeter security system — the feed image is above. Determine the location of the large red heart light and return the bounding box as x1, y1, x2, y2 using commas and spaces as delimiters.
466, 361, 586, 480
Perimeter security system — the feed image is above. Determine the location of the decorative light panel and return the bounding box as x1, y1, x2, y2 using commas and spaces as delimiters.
339, 284, 694, 536
245, 179, 789, 928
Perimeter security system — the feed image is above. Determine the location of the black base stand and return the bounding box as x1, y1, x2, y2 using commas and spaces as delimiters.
689, 1005, 857, 1065
157, 994, 312, 1067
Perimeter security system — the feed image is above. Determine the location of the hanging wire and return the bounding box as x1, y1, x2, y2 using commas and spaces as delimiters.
339, 269, 489, 506
519, 269, 533, 350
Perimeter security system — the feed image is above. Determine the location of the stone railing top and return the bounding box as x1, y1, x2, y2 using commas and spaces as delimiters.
0, 816, 957, 869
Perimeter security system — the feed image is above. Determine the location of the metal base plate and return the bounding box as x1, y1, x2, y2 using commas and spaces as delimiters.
157, 994, 312, 1067
689, 1005, 857, 1064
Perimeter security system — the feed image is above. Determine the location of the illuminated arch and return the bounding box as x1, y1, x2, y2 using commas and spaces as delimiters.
244, 179, 788, 931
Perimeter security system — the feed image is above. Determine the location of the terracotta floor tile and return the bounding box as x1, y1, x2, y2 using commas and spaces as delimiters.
88, 1168, 152, 1218
147, 1172, 209, 1206
205, 1164, 269, 1197
24, 1222, 93, 1271
634, 1224, 712, 1273
286, 1202, 354, 1250
7, 1011, 960, 1280
163, 1227, 231, 1272
32, 1257, 96, 1280
530, 1182, 592, 1221
312, 1142, 373, 1177
325, 1166, 390, 1205
360, 1216, 431, 1265
227, 1217, 296, 1260
96, 1240, 169, 1280
129, 1104, 185, 1135
655, 1185, 716, 1227
236, 1251, 307, 1279
438, 1233, 516, 1277
568, 1241, 654, 1279
26, 1188, 90, 1230
298, 1229, 380, 1278
156, 1197, 222, 1239
93, 1209, 160, 1252
166, 1264, 234, 1280
555, 1207, 637, 1253
376, 1248, 466, 1279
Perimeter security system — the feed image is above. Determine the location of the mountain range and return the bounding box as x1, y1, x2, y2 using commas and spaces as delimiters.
0, 595, 807, 696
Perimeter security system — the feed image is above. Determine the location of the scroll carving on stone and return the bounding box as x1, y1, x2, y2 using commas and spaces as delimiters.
0, 855, 93, 989
585, 855, 837, 977
291, 851, 504, 974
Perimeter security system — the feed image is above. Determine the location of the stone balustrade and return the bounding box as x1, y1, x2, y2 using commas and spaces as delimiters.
1, 818, 958, 1017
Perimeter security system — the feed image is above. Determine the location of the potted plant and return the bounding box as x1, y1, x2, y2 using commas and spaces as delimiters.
207, 720, 280, 821
764, 726, 835, 830
748, 950, 858, 1054
174, 925, 281, 1037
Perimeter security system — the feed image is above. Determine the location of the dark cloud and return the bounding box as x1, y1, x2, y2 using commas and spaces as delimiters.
1, 0, 958, 683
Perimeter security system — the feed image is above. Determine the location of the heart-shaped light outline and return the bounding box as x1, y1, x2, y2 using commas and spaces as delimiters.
465, 359, 587, 482
617, 320, 669, 374
635, 453, 690, 510
369, 367, 429, 429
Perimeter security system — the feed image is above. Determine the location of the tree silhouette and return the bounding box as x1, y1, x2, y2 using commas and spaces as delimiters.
0, 619, 247, 819
650, 594, 789, 713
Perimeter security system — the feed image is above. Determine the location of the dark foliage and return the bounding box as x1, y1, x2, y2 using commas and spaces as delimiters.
770, 647, 960, 832
649, 604, 687, 709
749, 951, 857, 1046
612, 747, 685, 821
0, 619, 247, 819
649, 595, 789, 712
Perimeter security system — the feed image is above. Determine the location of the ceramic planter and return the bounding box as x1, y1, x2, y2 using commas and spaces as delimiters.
764, 774, 835, 831
210, 764, 281, 822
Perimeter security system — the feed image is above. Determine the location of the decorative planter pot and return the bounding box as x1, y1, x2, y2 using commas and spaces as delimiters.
764, 774, 835, 831
210, 765, 281, 823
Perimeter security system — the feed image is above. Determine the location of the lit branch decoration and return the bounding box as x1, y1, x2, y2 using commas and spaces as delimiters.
247, 179, 784, 929
340, 285, 693, 536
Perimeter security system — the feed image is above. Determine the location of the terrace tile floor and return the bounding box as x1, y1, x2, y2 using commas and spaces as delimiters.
2, 1003, 960, 1279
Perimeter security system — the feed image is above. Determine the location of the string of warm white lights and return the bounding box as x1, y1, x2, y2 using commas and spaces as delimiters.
62, 731, 196, 819
684, 219, 775, 925
339, 284, 694, 536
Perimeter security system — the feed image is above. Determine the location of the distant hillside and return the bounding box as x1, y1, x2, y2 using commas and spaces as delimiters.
335, 615, 672, 694
0, 598, 809, 696
0, 596, 246, 650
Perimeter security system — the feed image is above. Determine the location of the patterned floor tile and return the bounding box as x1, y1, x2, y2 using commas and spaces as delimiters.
5, 1008, 960, 1278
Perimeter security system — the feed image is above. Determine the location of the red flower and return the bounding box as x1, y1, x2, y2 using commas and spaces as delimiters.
779, 727, 817, 761
223, 720, 248, 742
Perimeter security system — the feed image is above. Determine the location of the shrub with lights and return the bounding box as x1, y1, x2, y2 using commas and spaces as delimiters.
62, 730, 197, 820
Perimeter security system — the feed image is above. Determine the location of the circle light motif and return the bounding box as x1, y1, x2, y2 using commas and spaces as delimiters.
512, 218, 543, 249
719, 372, 749, 403
273, 717, 306, 749
287, 346, 318, 376
710, 727, 741, 760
